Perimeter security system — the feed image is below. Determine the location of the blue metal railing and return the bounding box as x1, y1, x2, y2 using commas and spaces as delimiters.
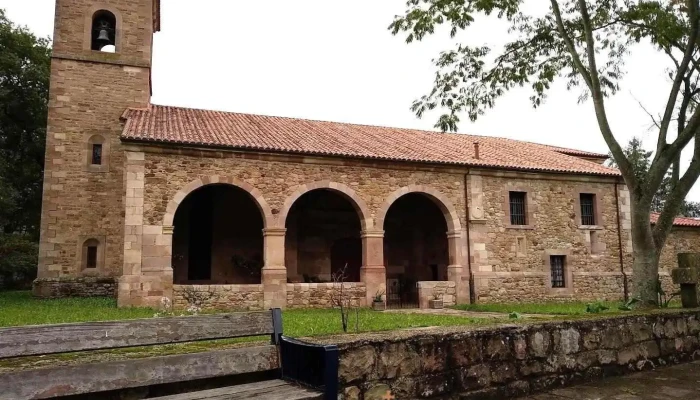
279, 335, 339, 400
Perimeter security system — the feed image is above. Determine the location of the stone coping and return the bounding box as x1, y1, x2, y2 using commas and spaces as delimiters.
306, 308, 700, 346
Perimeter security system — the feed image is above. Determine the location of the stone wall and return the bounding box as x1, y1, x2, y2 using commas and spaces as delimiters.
467, 172, 626, 303
331, 311, 700, 399
172, 284, 264, 311
286, 283, 367, 308
417, 281, 457, 308
37, 0, 154, 283
32, 277, 117, 298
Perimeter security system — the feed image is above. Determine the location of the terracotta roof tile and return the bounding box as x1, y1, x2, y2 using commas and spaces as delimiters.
121, 104, 620, 176
650, 213, 700, 228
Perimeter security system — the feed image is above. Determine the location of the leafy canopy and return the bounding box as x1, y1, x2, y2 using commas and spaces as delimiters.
390, 0, 692, 132
0, 9, 51, 237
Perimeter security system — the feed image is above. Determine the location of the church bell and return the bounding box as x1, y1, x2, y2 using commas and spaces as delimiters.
95, 20, 114, 47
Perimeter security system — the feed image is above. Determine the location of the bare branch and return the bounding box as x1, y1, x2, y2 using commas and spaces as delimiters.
657, 0, 700, 154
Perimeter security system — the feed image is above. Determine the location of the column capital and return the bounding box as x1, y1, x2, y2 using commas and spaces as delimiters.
361, 229, 385, 238
162, 225, 174, 235
263, 228, 287, 237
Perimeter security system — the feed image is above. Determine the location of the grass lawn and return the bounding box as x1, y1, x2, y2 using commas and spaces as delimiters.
455, 301, 627, 315
0, 291, 487, 335
0, 291, 494, 370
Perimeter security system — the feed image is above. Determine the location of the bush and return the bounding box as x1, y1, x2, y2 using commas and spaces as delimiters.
0, 234, 38, 290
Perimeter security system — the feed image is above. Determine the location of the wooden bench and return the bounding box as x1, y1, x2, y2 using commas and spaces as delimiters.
0, 309, 338, 399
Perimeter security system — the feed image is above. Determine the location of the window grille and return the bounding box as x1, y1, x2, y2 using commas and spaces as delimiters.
509, 192, 527, 225
550, 255, 566, 288
580, 193, 595, 225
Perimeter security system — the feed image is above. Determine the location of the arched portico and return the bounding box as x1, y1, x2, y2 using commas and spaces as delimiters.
375, 185, 464, 308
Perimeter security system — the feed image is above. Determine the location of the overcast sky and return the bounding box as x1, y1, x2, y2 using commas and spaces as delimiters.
4, 0, 700, 200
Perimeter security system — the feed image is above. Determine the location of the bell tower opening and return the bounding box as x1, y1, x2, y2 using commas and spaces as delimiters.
91, 10, 117, 52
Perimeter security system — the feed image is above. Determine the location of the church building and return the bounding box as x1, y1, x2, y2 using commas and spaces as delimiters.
34, 0, 695, 310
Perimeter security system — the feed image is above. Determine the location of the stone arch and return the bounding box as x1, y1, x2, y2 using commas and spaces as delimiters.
376, 184, 462, 232
163, 176, 274, 228
277, 181, 372, 230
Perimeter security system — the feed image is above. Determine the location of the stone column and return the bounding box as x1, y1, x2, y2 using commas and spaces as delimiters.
361, 229, 385, 306
447, 230, 467, 304
263, 228, 287, 309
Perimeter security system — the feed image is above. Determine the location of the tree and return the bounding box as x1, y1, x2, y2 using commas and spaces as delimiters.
390, 0, 700, 305
610, 137, 700, 216
0, 9, 51, 287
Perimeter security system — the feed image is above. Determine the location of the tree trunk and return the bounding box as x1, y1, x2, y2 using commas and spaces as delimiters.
630, 204, 660, 306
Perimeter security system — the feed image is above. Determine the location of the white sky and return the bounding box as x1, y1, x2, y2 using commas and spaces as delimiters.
4, 0, 700, 200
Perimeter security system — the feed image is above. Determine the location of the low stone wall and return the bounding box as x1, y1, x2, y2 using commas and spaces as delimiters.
330, 310, 700, 399
287, 283, 367, 308
417, 281, 456, 308
172, 284, 264, 311
32, 277, 117, 298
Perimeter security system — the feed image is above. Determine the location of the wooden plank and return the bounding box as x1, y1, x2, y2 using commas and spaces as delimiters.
0, 345, 279, 399
151, 380, 322, 400
0, 311, 274, 358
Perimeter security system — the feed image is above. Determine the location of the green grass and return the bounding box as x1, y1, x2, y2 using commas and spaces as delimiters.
0, 291, 493, 371
0, 291, 487, 335
0, 291, 155, 327
455, 301, 626, 315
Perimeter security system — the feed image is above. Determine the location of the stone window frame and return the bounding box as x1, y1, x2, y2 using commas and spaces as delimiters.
83, 5, 124, 53
574, 188, 603, 230
503, 185, 534, 229
85, 134, 110, 172
544, 249, 573, 295
79, 235, 106, 274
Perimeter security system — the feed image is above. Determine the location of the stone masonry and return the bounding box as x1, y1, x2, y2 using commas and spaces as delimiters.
327, 310, 700, 399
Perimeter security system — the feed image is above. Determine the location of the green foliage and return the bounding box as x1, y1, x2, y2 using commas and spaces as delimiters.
608, 137, 700, 217
508, 311, 522, 319
585, 301, 610, 313
0, 233, 38, 288
656, 280, 681, 307
389, 1, 693, 131
373, 289, 386, 302
0, 9, 51, 238
618, 297, 640, 311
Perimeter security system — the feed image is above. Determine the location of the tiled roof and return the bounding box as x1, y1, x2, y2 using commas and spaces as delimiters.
120, 105, 620, 176
650, 213, 700, 227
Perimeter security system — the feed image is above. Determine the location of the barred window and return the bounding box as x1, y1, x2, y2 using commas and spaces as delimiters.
580, 193, 595, 225
509, 191, 527, 225
550, 255, 566, 288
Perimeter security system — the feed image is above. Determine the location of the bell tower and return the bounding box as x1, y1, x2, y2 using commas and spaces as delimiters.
34, 0, 160, 296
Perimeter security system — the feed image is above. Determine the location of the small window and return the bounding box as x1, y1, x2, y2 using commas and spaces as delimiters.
550, 255, 566, 288
91, 143, 103, 165
86, 246, 98, 268
82, 238, 101, 270
580, 193, 596, 225
509, 191, 527, 225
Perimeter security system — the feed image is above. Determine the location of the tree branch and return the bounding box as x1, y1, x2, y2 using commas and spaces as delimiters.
657, 0, 700, 154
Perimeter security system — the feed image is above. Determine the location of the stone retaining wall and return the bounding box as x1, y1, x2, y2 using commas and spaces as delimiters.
287, 283, 367, 308
32, 277, 117, 298
331, 310, 700, 399
172, 284, 264, 311
417, 281, 457, 308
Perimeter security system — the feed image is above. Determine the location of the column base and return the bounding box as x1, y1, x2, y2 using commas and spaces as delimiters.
262, 267, 287, 309
361, 265, 386, 305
